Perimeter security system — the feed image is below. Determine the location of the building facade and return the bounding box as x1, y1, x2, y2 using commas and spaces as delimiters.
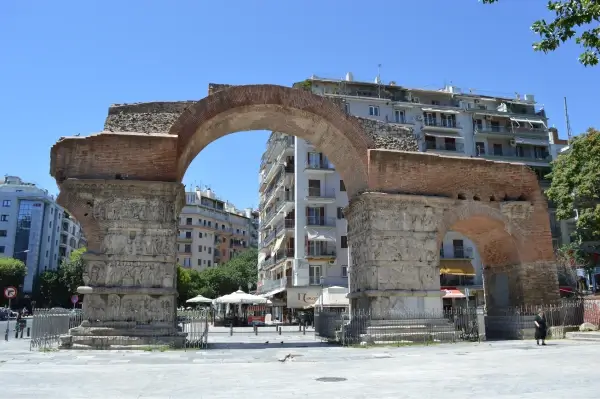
0, 176, 85, 292
177, 187, 256, 272
257, 74, 563, 310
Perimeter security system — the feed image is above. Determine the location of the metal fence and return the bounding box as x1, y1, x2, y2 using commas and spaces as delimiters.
29, 308, 209, 351
316, 299, 597, 346
316, 307, 480, 346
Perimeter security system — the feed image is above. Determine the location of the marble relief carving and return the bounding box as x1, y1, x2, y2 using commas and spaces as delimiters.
83, 261, 174, 288
101, 231, 175, 256
85, 294, 175, 323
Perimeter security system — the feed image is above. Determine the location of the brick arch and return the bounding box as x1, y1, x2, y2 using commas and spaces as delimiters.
169, 84, 374, 197
438, 201, 524, 266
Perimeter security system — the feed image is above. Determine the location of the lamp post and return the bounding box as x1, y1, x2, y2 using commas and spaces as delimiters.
319, 276, 325, 313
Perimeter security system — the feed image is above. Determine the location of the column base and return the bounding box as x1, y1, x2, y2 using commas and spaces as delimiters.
59, 324, 186, 350
349, 289, 443, 316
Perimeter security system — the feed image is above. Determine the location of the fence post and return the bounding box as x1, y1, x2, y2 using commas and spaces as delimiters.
340, 316, 345, 346
27, 327, 30, 338
278, 326, 282, 336
230, 324, 233, 336
303, 324, 306, 335
254, 324, 258, 336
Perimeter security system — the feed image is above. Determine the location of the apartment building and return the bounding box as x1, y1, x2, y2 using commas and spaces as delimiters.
177, 187, 256, 272
257, 73, 562, 309
0, 176, 85, 292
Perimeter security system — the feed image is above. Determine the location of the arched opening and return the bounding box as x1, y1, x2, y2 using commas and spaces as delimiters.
438, 202, 523, 312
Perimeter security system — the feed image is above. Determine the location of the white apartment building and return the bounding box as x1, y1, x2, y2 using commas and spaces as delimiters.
177, 187, 257, 272
0, 176, 85, 293
257, 73, 561, 310
256, 134, 350, 317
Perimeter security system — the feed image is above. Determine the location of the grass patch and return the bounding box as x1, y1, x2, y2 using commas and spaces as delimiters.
38, 347, 59, 353
139, 345, 170, 352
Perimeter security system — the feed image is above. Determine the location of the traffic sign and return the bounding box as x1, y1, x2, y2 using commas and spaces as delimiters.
71, 295, 79, 305
3, 286, 17, 299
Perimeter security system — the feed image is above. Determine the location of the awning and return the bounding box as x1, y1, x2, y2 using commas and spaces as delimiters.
422, 107, 461, 114
442, 289, 466, 299
424, 131, 462, 139
260, 286, 286, 298
515, 137, 549, 146
439, 260, 475, 276
306, 228, 336, 241
272, 235, 285, 255
509, 117, 547, 128
471, 110, 503, 117
307, 286, 349, 308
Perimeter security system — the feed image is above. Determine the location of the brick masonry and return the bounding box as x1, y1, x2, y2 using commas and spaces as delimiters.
50, 84, 559, 328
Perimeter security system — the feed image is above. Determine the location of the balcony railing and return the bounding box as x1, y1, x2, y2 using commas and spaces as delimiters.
259, 248, 294, 270
423, 119, 462, 129
440, 247, 473, 259
475, 126, 548, 135
479, 150, 550, 163
304, 161, 335, 171
284, 218, 295, 228
257, 276, 289, 294
425, 141, 465, 153
306, 216, 336, 227
309, 276, 349, 287
306, 188, 336, 199
306, 246, 336, 257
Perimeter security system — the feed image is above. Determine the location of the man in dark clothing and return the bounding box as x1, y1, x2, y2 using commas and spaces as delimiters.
534, 309, 547, 346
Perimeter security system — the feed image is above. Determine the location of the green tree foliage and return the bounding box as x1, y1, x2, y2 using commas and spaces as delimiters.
482, 0, 600, 66
176, 248, 259, 305
33, 247, 86, 308
0, 257, 27, 293
546, 128, 600, 242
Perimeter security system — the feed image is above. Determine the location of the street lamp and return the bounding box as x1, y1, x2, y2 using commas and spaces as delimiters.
319, 276, 325, 312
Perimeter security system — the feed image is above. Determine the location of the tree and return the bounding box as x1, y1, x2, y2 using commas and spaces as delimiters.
176, 248, 259, 305
0, 258, 27, 303
32, 247, 86, 308
482, 0, 600, 66
546, 128, 600, 242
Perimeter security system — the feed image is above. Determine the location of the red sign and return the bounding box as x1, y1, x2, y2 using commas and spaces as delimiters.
3, 286, 17, 299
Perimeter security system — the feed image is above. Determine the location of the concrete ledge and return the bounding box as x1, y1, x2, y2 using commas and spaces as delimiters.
565, 331, 600, 341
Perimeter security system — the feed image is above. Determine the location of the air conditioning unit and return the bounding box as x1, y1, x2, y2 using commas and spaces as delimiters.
485, 116, 492, 120
509, 139, 517, 147
416, 115, 423, 121
328, 260, 335, 265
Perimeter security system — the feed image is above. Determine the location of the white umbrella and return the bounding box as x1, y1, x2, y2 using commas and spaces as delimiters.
214, 289, 268, 305
186, 294, 213, 304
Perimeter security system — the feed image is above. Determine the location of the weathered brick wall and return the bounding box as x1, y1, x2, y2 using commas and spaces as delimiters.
103, 101, 196, 133
584, 299, 600, 325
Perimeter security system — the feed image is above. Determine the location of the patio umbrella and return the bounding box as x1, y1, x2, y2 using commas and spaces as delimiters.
214, 289, 268, 305
186, 294, 213, 304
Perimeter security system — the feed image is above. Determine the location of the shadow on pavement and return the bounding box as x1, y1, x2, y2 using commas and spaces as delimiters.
207, 341, 333, 350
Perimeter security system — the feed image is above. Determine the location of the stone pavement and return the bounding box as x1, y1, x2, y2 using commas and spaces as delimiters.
1, 338, 598, 398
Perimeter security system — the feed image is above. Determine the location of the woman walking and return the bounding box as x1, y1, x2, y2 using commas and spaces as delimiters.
534, 309, 547, 346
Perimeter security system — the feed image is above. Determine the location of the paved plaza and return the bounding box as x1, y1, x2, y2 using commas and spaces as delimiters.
1, 334, 599, 399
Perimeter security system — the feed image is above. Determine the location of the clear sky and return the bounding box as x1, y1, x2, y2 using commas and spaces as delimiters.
1, 0, 598, 210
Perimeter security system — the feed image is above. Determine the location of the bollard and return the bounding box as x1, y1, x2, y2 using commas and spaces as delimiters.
303, 324, 306, 335
19, 328, 24, 339
254, 324, 258, 336
27, 327, 30, 338
15, 329, 19, 339
298, 324, 302, 332
230, 324, 233, 336
278, 326, 282, 336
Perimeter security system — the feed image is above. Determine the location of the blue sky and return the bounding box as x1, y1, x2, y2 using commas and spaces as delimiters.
1, 0, 598, 210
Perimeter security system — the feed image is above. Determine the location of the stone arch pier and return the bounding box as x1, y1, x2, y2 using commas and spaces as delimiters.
50, 84, 558, 347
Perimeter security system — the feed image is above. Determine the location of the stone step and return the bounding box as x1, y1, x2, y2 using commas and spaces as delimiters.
366, 326, 456, 334
565, 332, 600, 341
368, 319, 458, 327
361, 330, 457, 343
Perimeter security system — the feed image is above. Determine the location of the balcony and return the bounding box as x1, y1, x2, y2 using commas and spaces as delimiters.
478, 149, 551, 165
304, 161, 335, 174
256, 276, 290, 295
305, 188, 336, 204
306, 244, 336, 258
475, 125, 548, 138
306, 216, 336, 227
425, 141, 465, 154
177, 235, 193, 243
309, 276, 348, 287
259, 248, 294, 270
422, 119, 462, 132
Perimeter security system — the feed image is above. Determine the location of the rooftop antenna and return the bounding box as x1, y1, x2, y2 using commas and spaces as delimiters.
564, 97, 573, 143
377, 64, 382, 98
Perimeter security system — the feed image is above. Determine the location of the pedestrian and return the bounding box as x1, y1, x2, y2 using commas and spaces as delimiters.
534, 308, 547, 346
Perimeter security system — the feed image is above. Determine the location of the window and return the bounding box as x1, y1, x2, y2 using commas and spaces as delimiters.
368, 105, 380, 116
337, 207, 345, 219
309, 265, 322, 285
222, 224, 225, 230
394, 110, 405, 123
341, 265, 348, 277
199, 232, 203, 238
341, 236, 348, 248
307, 152, 321, 168
516, 145, 525, 157
493, 143, 503, 156
339, 180, 346, 192
425, 135, 436, 150
0, 215, 8, 222
475, 142, 486, 156
184, 244, 191, 253
431, 100, 440, 105
444, 137, 456, 151
2, 200, 10, 207
0, 230, 6, 237
185, 231, 192, 239
424, 112, 436, 125
474, 119, 483, 130
198, 259, 202, 266
183, 258, 191, 267
0, 246, 4, 253
208, 221, 212, 227
198, 246, 202, 252
490, 121, 500, 132
453, 240, 464, 258
186, 217, 192, 225
46, 250, 48, 257
208, 247, 212, 254
208, 260, 212, 267
308, 179, 321, 197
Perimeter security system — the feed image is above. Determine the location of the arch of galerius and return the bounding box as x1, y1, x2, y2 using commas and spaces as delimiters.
49, 83, 559, 348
